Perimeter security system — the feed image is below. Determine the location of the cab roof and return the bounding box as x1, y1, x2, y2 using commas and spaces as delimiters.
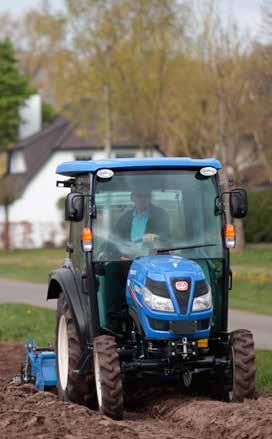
56, 157, 222, 176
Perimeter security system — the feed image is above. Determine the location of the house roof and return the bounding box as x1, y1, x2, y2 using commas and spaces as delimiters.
10, 115, 159, 192
57, 157, 222, 176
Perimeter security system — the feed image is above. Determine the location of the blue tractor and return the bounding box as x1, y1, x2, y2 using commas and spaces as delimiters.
45, 157, 255, 419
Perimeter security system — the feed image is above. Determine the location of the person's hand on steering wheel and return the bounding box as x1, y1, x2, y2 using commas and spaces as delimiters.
143, 233, 160, 244
119, 234, 160, 260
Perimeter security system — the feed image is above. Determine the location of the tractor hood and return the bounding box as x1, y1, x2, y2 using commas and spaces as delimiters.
128, 255, 204, 285
126, 254, 213, 340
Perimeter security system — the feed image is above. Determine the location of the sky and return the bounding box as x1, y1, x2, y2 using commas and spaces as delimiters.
0, 0, 264, 39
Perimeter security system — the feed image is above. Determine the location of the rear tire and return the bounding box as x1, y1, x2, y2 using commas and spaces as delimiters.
93, 335, 124, 420
230, 329, 256, 401
56, 293, 95, 406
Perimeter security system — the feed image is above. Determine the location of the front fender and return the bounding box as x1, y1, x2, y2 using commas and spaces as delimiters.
47, 267, 90, 345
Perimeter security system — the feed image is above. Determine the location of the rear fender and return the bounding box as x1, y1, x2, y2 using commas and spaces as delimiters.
47, 267, 90, 345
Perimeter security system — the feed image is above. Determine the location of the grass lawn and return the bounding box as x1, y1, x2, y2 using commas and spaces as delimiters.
256, 350, 272, 393
0, 248, 64, 283
0, 303, 55, 346
231, 247, 272, 270
229, 248, 272, 315
229, 279, 272, 315
0, 303, 271, 394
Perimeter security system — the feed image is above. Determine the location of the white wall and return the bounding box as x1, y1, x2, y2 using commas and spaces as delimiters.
19, 95, 42, 140
0, 150, 74, 248
0, 147, 162, 248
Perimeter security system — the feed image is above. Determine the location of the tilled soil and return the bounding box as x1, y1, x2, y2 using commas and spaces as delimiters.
1, 342, 272, 439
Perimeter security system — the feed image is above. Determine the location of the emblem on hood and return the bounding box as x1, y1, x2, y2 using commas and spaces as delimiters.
175, 280, 189, 291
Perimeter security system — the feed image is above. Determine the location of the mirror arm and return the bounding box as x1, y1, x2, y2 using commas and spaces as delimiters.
215, 192, 230, 215
56, 178, 75, 188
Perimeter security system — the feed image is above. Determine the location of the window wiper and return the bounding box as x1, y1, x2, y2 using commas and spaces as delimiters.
156, 243, 217, 254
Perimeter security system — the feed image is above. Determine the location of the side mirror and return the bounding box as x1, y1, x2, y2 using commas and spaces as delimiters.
65, 192, 84, 222
230, 188, 248, 218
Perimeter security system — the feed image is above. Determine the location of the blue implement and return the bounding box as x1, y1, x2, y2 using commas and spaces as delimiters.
24, 341, 57, 390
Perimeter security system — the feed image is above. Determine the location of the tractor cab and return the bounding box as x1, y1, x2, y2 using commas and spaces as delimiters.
92, 165, 224, 335
47, 157, 255, 420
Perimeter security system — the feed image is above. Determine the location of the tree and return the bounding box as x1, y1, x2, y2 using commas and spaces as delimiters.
53, 0, 194, 156
17, 4, 69, 104
248, 0, 272, 181
0, 175, 23, 250
0, 39, 32, 249
261, 0, 272, 40
0, 39, 32, 151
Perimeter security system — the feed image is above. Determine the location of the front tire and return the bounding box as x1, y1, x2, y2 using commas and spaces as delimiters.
230, 329, 256, 401
56, 293, 95, 406
93, 335, 124, 420
213, 329, 256, 402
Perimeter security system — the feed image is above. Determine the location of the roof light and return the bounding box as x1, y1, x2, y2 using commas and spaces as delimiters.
200, 167, 217, 177
97, 169, 114, 180
224, 224, 236, 248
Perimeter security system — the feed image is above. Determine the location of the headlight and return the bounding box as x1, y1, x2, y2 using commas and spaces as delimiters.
192, 286, 212, 312
143, 287, 174, 312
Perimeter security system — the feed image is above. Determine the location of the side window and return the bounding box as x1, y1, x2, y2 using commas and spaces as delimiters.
94, 192, 132, 248
70, 175, 89, 270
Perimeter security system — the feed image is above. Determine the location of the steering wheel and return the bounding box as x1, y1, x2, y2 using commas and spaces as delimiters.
96, 234, 162, 261
96, 241, 121, 261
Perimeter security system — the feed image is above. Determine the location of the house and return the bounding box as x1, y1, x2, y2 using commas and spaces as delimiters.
0, 99, 164, 249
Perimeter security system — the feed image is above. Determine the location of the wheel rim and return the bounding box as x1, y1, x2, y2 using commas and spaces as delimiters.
58, 315, 69, 391
94, 351, 102, 408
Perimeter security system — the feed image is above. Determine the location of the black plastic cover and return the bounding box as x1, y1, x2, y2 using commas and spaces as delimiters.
194, 280, 209, 297
145, 278, 169, 298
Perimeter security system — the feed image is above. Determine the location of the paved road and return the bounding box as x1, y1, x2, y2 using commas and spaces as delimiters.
0, 279, 271, 349
0, 279, 57, 310
228, 309, 272, 350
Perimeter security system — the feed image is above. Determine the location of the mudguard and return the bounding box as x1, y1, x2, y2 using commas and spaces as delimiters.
47, 264, 90, 346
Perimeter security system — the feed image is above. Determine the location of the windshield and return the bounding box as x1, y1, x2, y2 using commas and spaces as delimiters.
93, 170, 223, 261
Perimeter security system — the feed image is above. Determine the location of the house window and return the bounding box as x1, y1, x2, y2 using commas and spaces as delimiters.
115, 152, 135, 158
74, 153, 92, 161
9, 151, 27, 174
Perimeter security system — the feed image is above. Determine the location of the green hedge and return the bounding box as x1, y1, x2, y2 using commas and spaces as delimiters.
244, 189, 272, 243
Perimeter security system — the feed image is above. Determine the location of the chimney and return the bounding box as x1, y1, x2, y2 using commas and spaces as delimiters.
19, 94, 42, 140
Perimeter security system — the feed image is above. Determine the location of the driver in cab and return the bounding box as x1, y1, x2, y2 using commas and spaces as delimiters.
105, 190, 170, 329
115, 190, 170, 247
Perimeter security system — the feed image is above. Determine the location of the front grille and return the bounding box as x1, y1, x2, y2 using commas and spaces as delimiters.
148, 318, 209, 333
171, 278, 191, 314
145, 278, 169, 298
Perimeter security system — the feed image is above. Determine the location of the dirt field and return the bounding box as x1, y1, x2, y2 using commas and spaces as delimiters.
1, 343, 272, 439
